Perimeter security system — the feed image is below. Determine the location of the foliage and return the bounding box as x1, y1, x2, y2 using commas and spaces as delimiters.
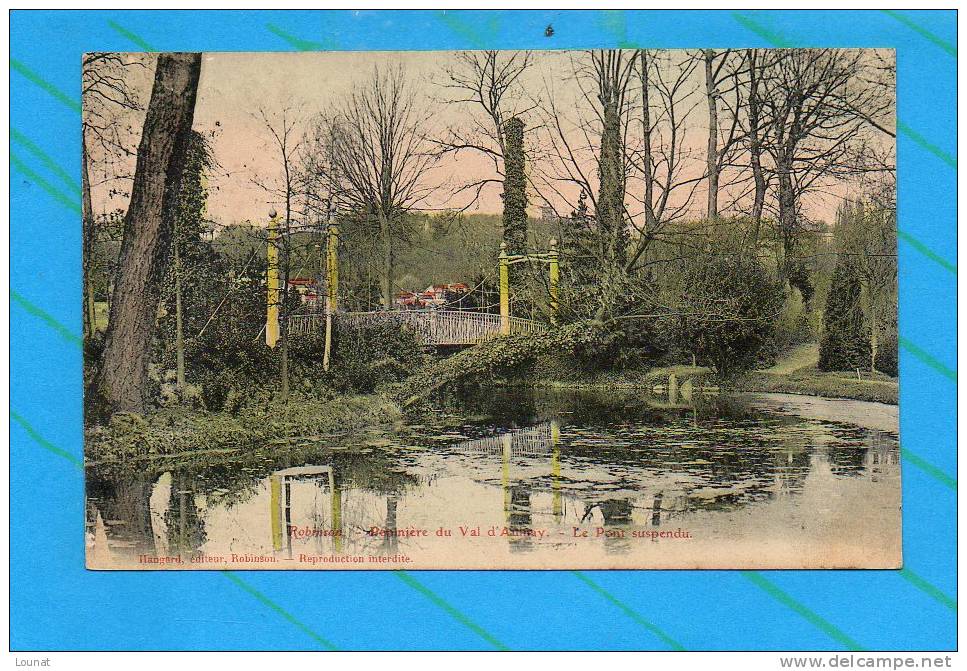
291, 320, 427, 395
669, 250, 784, 378
833, 192, 898, 374
758, 284, 813, 366
819, 253, 871, 372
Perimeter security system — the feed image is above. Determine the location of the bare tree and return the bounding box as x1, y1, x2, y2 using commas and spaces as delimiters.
91, 52, 202, 417
533, 50, 642, 317
758, 48, 878, 303
318, 65, 438, 309
702, 49, 745, 220
81, 53, 148, 339
624, 50, 704, 272
435, 50, 535, 210
732, 48, 773, 237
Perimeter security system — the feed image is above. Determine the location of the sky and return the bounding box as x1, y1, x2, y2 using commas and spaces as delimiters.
87, 49, 894, 230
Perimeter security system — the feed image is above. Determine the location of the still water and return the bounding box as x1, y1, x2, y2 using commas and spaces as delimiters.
85, 388, 901, 570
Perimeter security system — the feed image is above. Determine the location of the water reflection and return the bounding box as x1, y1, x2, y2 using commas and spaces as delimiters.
86, 389, 901, 569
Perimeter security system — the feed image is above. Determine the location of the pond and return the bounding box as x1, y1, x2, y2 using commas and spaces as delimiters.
85, 388, 901, 570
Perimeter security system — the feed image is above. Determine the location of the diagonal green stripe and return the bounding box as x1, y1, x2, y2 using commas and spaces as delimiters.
899, 337, 956, 381
882, 10, 956, 57
898, 568, 957, 611
221, 571, 339, 650
266, 23, 337, 51
11, 127, 81, 194
897, 120, 956, 168
394, 570, 509, 650
901, 449, 956, 490
10, 58, 81, 112
107, 20, 157, 51
10, 410, 83, 468
435, 11, 495, 50
571, 571, 685, 650
11, 151, 82, 214
731, 12, 795, 47
731, 13, 954, 171
11, 289, 82, 347
599, 10, 640, 49
898, 230, 956, 274
742, 572, 864, 651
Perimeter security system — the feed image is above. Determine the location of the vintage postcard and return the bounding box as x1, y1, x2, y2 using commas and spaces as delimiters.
83, 48, 899, 570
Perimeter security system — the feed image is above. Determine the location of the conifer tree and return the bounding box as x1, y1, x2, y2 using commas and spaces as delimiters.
819, 254, 871, 371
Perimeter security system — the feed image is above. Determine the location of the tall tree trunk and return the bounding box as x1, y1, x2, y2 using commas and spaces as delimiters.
82, 134, 98, 340
174, 237, 185, 388
280, 195, 292, 401
746, 50, 766, 240
639, 50, 655, 234
596, 88, 626, 320
777, 156, 796, 278
777, 154, 813, 304
869, 299, 878, 372
379, 210, 394, 310
749, 146, 766, 239
704, 49, 719, 220
90, 53, 202, 417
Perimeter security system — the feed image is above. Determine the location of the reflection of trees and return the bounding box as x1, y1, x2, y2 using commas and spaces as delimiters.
599, 499, 634, 554
86, 473, 158, 559
827, 428, 898, 477
165, 471, 207, 557
89, 437, 423, 560
827, 446, 867, 476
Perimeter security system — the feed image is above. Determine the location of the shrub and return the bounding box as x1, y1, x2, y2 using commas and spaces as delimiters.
292, 319, 427, 395
672, 253, 784, 378
875, 331, 898, 377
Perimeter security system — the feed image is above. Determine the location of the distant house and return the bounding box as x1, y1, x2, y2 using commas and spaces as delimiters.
395, 282, 471, 309
287, 277, 319, 305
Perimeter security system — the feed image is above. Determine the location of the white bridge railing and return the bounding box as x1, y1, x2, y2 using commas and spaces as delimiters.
288, 310, 546, 346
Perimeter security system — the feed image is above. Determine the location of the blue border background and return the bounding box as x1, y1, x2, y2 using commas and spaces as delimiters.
10, 9, 957, 651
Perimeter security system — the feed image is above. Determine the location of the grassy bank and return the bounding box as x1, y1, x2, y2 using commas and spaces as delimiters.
533, 364, 715, 391
86, 394, 401, 467
736, 368, 897, 405
736, 343, 898, 405
534, 350, 898, 405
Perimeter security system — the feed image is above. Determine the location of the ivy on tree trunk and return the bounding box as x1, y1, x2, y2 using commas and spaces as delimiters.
501, 116, 527, 255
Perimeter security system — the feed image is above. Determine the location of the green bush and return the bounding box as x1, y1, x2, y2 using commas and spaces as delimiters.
671, 253, 783, 378
876, 331, 898, 377
292, 319, 427, 395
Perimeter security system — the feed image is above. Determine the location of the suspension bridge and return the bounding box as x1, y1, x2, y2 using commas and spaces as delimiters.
266, 217, 561, 350
289, 309, 547, 346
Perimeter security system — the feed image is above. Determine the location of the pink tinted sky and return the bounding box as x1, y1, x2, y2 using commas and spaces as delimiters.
89, 50, 893, 228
